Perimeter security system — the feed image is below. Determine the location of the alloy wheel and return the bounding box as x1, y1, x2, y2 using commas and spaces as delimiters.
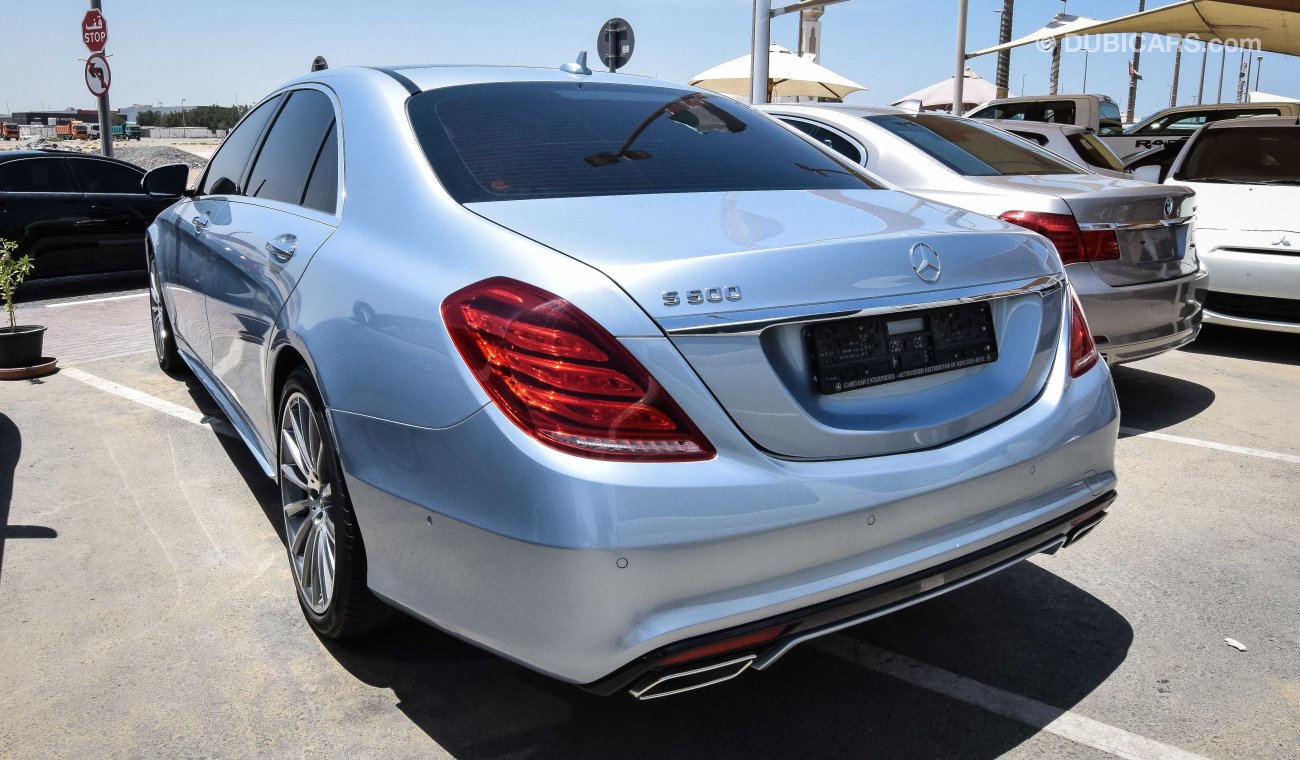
279, 391, 337, 615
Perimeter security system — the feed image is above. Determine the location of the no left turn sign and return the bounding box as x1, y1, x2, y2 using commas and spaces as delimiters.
85, 53, 111, 97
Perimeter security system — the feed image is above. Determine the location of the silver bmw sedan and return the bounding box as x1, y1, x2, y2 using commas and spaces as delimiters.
142, 63, 1119, 699
763, 103, 1209, 366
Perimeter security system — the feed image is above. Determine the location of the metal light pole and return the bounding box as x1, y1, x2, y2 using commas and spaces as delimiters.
1082, 48, 1089, 92
1020, 73, 1027, 96
952, 0, 968, 114
181, 98, 186, 130
1196, 42, 1208, 104
1244, 53, 1253, 101
750, 0, 771, 103
90, 0, 112, 158
1255, 55, 1263, 92
1217, 43, 1226, 103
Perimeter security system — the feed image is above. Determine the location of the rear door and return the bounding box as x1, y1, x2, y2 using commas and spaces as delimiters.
0, 157, 94, 277
200, 87, 339, 436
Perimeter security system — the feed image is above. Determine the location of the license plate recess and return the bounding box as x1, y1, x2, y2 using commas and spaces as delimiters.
808, 301, 998, 395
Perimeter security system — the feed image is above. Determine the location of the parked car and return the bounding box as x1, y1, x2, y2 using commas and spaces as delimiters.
983, 119, 1133, 178
763, 103, 1207, 365
0, 150, 173, 278
1101, 102, 1300, 161
968, 94, 1125, 136
1143, 116, 1300, 333
143, 64, 1119, 699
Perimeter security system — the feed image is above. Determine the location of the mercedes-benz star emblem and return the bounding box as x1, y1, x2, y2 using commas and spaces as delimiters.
910, 243, 942, 283
1164, 197, 1176, 217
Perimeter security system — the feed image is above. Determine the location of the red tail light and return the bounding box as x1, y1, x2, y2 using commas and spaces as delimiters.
442, 278, 715, 462
998, 211, 1120, 265
657, 624, 788, 667
1068, 287, 1100, 377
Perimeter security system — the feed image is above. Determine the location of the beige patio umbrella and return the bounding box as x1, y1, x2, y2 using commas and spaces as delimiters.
689, 44, 866, 101
893, 68, 998, 112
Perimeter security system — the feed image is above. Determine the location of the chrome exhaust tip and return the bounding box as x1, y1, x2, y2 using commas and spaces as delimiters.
1064, 511, 1107, 548
628, 655, 755, 700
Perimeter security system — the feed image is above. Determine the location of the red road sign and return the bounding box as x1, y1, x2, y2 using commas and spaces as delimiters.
85, 53, 111, 97
82, 10, 108, 53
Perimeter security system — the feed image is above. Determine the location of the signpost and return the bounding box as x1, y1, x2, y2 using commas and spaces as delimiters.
82, 3, 112, 157
596, 18, 634, 73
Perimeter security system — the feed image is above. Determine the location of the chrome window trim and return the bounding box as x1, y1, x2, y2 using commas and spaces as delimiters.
662, 273, 1065, 336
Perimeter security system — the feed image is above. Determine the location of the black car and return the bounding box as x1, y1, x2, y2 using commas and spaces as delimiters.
0, 150, 175, 278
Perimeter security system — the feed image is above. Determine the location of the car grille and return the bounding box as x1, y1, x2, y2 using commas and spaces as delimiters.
1206, 291, 1300, 323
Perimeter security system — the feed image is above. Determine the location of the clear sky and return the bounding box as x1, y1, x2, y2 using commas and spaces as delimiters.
2, 0, 1297, 123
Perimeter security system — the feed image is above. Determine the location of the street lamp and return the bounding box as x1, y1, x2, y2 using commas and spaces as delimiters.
1020, 73, 1028, 96
181, 99, 186, 131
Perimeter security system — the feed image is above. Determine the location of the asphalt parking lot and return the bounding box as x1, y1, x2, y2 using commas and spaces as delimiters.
2, 277, 1298, 759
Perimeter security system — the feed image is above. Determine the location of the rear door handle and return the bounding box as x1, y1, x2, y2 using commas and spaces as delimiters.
191, 212, 210, 233
265, 234, 298, 260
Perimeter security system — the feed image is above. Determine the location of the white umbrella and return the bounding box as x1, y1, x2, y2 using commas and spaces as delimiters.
892, 68, 998, 113
689, 44, 866, 101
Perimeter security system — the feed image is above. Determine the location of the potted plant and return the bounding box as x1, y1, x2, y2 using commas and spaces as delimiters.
0, 238, 55, 378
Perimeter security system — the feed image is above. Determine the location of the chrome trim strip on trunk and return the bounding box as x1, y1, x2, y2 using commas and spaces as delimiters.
1077, 216, 1193, 231
661, 274, 1066, 337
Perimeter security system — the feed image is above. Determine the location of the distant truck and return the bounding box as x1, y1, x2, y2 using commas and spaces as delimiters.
53, 120, 91, 140
1, 123, 19, 141
112, 122, 141, 141
967, 94, 1125, 136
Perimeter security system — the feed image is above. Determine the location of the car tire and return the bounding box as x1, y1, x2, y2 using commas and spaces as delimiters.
278, 366, 393, 639
147, 245, 184, 374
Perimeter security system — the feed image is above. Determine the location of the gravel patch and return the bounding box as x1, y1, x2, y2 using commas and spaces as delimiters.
104, 144, 209, 171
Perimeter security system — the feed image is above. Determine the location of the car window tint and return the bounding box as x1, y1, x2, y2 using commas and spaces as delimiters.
408, 82, 877, 203
200, 94, 282, 196
867, 114, 1079, 176
977, 100, 1074, 124
779, 118, 863, 164
1042, 101, 1077, 125
247, 90, 337, 207
69, 159, 143, 193
1211, 108, 1281, 123
1009, 130, 1049, 146
1174, 127, 1300, 182
0, 158, 79, 193
301, 121, 339, 214
1135, 110, 1211, 135
1067, 133, 1126, 172
1098, 101, 1124, 135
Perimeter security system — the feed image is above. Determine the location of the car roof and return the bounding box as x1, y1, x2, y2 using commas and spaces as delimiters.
760, 103, 909, 117
979, 119, 1088, 136
276, 64, 698, 97
974, 94, 1113, 106
0, 149, 143, 170
1201, 114, 1300, 130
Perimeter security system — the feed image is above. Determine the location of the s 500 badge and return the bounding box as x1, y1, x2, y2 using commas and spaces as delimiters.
663, 286, 742, 306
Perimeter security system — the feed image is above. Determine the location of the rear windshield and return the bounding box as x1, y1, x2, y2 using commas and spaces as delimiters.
1174, 127, 1300, 183
1067, 132, 1126, 172
408, 82, 876, 203
867, 114, 1080, 176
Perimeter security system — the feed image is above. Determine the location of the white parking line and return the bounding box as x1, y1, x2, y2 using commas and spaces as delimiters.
45, 292, 148, 308
816, 637, 1210, 760
61, 367, 237, 439
1120, 426, 1300, 465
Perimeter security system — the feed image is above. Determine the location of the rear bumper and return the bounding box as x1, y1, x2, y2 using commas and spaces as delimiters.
587, 489, 1116, 698
1199, 237, 1300, 332
1068, 263, 1208, 364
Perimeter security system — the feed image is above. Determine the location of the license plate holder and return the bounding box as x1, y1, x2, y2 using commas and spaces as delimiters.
807, 301, 998, 395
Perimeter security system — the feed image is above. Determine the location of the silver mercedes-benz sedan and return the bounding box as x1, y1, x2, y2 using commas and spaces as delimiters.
763, 104, 1209, 365
142, 63, 1118, 699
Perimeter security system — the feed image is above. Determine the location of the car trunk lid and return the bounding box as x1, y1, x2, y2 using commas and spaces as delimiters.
972, 173, 1199, 287
467, 189, 1066, 459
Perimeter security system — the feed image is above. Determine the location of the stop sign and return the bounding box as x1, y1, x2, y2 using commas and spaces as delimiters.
82, 10, 108, 53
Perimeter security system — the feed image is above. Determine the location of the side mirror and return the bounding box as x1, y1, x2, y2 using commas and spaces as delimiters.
142, 163, 190, 198
1130, 165, 1163, 184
